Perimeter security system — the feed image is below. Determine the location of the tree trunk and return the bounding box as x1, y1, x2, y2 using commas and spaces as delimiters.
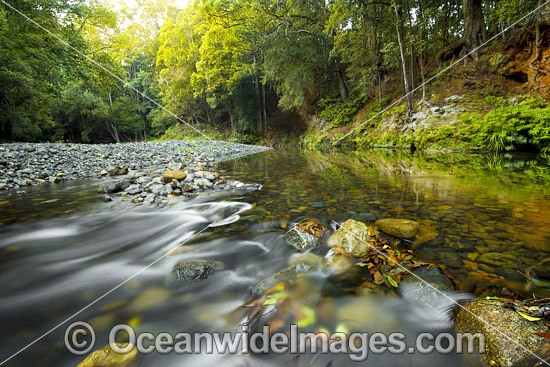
437, 0, 487, 66
530, 0, 550, 74
335, 61, 349, 102
393, 0, 413, 118
254, 56, 263, 134
262, 82, 267, 134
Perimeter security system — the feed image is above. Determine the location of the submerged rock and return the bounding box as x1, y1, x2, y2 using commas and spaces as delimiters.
252, 263, 313, 295
351, 212, 378, 223
77, 343, 137, 367
375, 218, 420, 239
327, 219, 372, 257
455, 299, 547, 367
323, 249, 356, 275
398, 267, 454, 309
171, 260, 217, 281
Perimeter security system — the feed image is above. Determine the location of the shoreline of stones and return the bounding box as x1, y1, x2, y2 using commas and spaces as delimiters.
0, 141, 271, 195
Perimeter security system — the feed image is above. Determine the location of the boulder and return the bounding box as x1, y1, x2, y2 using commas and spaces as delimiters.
455, 300, 547, 367
171, 260, 218, 281
163, 170, 187, 183
328, 219, 372, 258
375, 218, 420, 240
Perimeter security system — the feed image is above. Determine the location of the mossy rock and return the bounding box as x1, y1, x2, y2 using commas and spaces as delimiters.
455, 300, 547, 367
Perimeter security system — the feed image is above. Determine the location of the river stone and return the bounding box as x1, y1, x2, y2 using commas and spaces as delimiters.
323, 249, 356, 275
477, 252, 518, 268
375, 218, 420, 239
285, 227, 318, 251
194, 178, 213, 188
125, 184, 142, 195
411, 224, 439, 247
252, 263, 313, 295
167, 162, 183, 171
398, 267, 454, 309
351, 212, 378, 222
455, 299, 547, 367
171, 260, 217, 281
109, 166, 128, 176
163, 170, 187, 183
77, 343, 137, 367
328, 219, 372, 258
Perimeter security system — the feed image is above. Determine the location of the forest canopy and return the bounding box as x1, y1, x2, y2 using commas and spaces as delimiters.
0, 0, 543, 143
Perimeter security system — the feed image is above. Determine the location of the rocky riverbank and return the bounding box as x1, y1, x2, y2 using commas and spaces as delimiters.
0, 141, 271, 194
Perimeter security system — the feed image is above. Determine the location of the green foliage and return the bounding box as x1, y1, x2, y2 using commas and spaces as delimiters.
319, 94, 366, 127
414, 98, 550, 152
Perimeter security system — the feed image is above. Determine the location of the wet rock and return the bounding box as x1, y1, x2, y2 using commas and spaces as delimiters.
171, 260, 217, 281
411, 224, 439, 247
98, 180, 128, 194
328, 219, 372, 258
124, 184, 142, 195
252, 263, 313, 295
455, 299, 547, 367
289, 252, 323, 267
144, 194, 155, 203
323, 249, 356, 275
375, 218, 420, 240
477, 252, 518, 268
163, 170, 187, 183
77, 343, 137, 367
194, 178, 213, 188
398, 267, 454, 309
110, 166, 128, 176
103, 194, 113, 202
285, 227, 317, 251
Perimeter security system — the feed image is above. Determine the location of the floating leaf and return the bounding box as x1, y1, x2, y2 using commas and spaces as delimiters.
516, 310, 542, 321
386, 275, 399, 288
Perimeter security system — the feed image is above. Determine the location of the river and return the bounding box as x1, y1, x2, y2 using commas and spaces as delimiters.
1, 148, 549, 366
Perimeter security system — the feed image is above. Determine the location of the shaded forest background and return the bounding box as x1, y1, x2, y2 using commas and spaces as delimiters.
0, 0, 548, 144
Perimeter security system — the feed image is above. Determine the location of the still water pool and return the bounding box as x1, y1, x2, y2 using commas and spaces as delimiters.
0, 149, 549, 366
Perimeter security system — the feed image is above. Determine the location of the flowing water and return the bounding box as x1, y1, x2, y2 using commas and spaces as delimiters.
1, 149, 550, 367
